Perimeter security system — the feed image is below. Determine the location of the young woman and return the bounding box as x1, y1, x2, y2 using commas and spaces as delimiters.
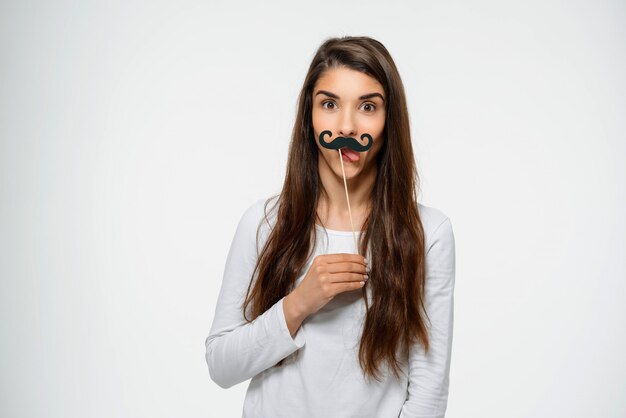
205, 36, 456, 418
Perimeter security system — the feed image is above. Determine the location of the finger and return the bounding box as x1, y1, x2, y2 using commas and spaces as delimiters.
328, 272, 369, 283
325, 262, 367, 274
322, 253, 367, 266
333, 280, 366, 295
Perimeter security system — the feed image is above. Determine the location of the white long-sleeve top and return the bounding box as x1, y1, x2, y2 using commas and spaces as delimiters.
205, 196, 456, 418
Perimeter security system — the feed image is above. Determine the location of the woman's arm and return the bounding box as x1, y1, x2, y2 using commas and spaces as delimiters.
205, 201, 306, 389
400, 216, 456, 418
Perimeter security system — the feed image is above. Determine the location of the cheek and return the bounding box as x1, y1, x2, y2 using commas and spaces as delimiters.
369, 127, 385, 148
311, 111, 322, 139
371, 122, 385, 151
312, 123, 324, 143
362, 114, 385, 135
311, 107, 327, 128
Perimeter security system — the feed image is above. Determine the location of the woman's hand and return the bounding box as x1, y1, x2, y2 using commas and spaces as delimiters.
283, 253, 369, 337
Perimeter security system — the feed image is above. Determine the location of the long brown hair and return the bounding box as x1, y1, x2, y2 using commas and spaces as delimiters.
242, 36, 429, 381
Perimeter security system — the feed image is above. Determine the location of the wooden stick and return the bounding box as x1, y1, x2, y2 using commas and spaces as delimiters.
338, 149, 359, 255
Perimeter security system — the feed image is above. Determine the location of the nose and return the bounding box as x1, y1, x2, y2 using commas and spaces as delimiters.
338, 109, 357, 138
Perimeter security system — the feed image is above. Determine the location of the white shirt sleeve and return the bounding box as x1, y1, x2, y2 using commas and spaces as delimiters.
205, 201, 306, 389
400, 217, 456, 418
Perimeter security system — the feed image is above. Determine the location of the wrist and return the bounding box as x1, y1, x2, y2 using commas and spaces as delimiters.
284, 290, 309, 321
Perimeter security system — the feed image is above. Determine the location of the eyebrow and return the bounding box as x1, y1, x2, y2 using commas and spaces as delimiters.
315, 90, 385, 102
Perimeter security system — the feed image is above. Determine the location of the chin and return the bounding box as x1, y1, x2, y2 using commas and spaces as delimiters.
335, 165, 360, 179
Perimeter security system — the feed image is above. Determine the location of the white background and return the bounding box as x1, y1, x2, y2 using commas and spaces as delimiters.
1, 0, 625, 417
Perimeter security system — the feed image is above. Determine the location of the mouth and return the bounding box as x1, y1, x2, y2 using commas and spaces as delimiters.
340, 147, 360, 162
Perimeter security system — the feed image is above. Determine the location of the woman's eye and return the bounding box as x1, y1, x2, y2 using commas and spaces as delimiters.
322, 101, 336, 110
361, 103, 376, 112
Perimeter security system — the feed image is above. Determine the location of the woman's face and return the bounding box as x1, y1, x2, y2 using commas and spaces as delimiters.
312, 66, 386, 180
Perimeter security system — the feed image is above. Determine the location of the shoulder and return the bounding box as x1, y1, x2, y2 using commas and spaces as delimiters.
236, 194, 280, 247
240, 194, 279, 226
417, 203, 455, 252
238, 197, 267, 228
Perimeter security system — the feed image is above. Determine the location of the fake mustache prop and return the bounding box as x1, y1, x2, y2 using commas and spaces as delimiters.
316, 130, 375, 258
318, 130, 373, 152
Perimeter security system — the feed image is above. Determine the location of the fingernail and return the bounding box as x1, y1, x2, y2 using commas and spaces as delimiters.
360, 281, 365, 286
364, 258, 369, 265
363, 274, 369, 280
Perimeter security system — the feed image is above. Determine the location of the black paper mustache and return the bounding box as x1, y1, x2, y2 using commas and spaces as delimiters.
318, 130, 373, 152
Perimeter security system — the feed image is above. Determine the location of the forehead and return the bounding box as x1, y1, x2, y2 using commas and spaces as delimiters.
314, 67, 384, 98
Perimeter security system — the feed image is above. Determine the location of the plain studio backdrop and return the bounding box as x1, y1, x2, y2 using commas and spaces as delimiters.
1, 0, 624, 417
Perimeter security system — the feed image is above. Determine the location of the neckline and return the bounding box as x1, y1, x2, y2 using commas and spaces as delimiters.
315, 223, 364, 236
